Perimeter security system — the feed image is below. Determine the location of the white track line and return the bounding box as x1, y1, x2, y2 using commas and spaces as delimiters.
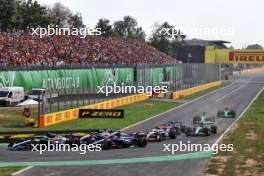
12, 166, 33, 176
215, 77, 253, 102
122, 80, 239, 131
214, 86, 264, 145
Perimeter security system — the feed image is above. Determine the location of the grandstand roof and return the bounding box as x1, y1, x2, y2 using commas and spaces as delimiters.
184, 39, 231, 49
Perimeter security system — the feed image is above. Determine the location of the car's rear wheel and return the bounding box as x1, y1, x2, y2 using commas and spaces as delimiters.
185, 127, 192, 136
102, 141, 112, 150
180, 125, 186, 133
136, 138, 147, 147
169, 129, 177, 139
211, 125, 217, 134
156, 134, 162, 142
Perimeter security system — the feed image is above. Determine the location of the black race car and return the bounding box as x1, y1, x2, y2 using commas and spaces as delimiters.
79, 130, 148, 149
8, 133, 69, 150
167, 121, 186, 134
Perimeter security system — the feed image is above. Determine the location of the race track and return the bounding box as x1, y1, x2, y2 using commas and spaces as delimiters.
1, 72, 264, 176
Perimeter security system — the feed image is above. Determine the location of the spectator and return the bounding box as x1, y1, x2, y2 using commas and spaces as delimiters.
0, 31, 177, 66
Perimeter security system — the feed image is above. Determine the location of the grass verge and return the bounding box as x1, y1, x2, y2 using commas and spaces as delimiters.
204, 90, 264, 176
0, 167, 24, 176
0, 100, 179, 132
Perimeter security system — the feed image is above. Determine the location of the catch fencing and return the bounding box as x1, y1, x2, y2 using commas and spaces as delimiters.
34, 63, 221, 115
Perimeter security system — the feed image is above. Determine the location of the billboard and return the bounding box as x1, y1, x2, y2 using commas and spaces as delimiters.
205, 46, 264, 64
229, 52, 264, 62
0, 68, 134, 90
79, 109, 124, 118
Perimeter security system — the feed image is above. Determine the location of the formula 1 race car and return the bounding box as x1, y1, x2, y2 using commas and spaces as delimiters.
185, 113, 217, 136
8, 131, 148, 151
193, 113, 215, 125
78, 130, 148, 149
147, 122, 179, 141
185, 123, 217, 137
217, 107, 236, 118
8, 133, 69, 150
167, 121, 186, 134
146, 128, 166, 141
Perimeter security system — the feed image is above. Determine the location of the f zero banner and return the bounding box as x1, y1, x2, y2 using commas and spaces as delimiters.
79, 109, 124, 118
229, 52, 264, 62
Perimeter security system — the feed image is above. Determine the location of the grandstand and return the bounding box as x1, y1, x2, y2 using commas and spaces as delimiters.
0, 31, 176, 66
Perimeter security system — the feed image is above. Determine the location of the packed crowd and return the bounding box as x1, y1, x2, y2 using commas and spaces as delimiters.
0, 31, 176, 66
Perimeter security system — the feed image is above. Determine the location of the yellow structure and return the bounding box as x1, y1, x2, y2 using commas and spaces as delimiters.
205, 46, 264, 64
172, 81, 222, 99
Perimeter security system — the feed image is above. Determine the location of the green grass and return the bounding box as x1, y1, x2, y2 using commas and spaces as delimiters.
0, 100, 179, 132
0, 107, 38, 132
205, 90, 264, 176
0, 167, 23, 176
40, 100, 180, 131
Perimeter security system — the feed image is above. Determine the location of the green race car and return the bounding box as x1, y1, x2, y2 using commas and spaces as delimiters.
185, 124, 217, 136
187, 113, 217, 136
193, 113, 215, 125
217, 107, 236, 118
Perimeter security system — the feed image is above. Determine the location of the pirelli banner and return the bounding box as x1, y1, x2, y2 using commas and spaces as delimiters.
229, 51, 264, 63
205, 46, 264, 64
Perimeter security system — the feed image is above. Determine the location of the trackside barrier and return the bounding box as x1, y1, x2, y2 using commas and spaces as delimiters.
38, 93, 149, 127
172, 81, 222, 99
241, 67, 264, 74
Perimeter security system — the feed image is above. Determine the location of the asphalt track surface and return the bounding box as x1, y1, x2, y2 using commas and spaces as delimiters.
1, 72, 264, 176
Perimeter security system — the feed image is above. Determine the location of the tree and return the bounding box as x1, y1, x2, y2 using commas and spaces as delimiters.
246, 44, 263, 50
134, 26, 146, 40
48, 2, 71, 27
113, 20, 125, 37
15, 0, 51, 29
148, 22, 174, 55
148, 22, 185, 56
0, 0, 84, 30
96, 18, 113, 37
112, 16, 145, 39
68, 13, 84, 28
0, 0, 17, 31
